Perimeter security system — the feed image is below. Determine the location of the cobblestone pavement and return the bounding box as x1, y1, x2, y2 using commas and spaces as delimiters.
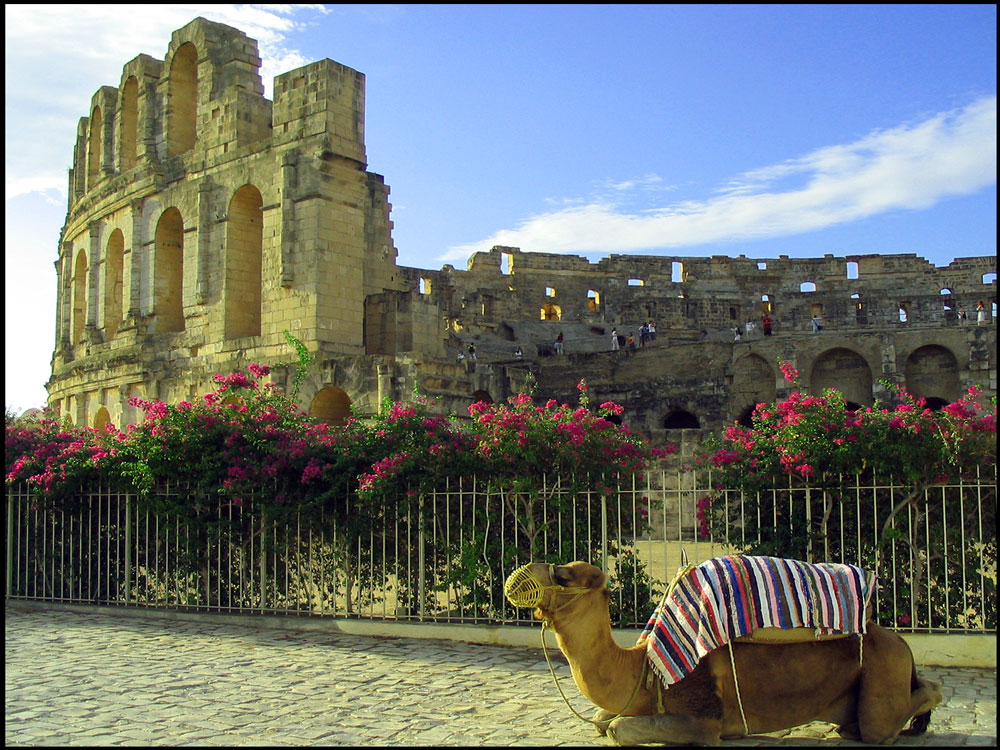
6, 605, 995, 747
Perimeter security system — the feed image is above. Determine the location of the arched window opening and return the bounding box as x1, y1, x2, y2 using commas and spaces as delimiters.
545, 286, 556, 298
168, 43, 198, 157
983, 272, 996, 285
93, 407, 111, 432
500, 252, 513, 275
154, 208, 185, 332
587, 289, 601, 312
940, 288, 952, 296
898, 303, 910, 323
845, 401, 862, 413
628, 278, 644, 287
737, 406, 755, 428
225, 185, 263, 339
846, 261, 858, 280
104, 229, 125, 341
72, 249, 88, 345
761, 294, 774, 315
671, 262, 683, 283
87, 106, 103, 189
120, 76, 138, 170
471, 390, 493, 406
800, 281, 816, 293
418, 277, 432, 295
905, 345, 960, 405
540, 303, 561, 321
311, 386, 352, 427
810, 348, 874, 407
663, 410, 700, 429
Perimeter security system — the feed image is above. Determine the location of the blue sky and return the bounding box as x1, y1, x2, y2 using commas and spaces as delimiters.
5, 4, 997, 414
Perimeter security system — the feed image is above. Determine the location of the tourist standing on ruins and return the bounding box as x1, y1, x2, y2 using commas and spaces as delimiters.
639, 323, 648, 346
811, 315, 822, 333
611, 329, 620, 350
762, 315, 773, 336
647, 321, 656, 342
733, 325, 743, 341
468, 343, 477, 361
977, 300, 988, 325
554, 332, 564, 354
957, 305, 967, 324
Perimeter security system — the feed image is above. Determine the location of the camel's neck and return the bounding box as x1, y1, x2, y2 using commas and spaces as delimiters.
548, 599, 647, 713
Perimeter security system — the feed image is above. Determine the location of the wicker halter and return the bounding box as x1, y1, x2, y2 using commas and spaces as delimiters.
504, 563, 592, 610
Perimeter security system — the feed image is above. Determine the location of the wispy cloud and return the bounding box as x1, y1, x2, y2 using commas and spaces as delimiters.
4, 4, 325, 201
442, 95, 997, 262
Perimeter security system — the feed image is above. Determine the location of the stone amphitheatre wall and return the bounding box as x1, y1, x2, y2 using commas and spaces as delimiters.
49, 18, 996, 452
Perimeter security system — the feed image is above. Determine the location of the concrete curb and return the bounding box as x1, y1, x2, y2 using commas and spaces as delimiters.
6, 599, 995, 667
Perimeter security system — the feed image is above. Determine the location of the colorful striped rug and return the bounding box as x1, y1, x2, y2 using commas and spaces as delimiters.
638, 555, 875, 688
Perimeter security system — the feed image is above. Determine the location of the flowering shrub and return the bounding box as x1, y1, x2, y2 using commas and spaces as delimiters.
694, 361, 996, 629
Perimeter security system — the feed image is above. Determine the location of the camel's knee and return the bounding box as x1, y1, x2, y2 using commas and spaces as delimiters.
607, 714, 721, 746
912, 678, 942, 716
592, 708, 615, 736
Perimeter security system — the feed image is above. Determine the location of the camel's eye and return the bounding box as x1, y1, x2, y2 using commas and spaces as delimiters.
552, 567, 571, 587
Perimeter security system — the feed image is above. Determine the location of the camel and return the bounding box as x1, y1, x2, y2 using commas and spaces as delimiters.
510, 561, 942, 745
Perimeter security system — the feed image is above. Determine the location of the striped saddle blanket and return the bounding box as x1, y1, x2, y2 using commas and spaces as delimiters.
638, 555, 875, 688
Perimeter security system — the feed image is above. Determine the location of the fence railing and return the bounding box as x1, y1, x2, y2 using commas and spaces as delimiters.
6, 468, 996, 633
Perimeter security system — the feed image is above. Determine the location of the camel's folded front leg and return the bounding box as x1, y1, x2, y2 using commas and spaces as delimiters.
606, 714, 723, 746
592, 708, 615, 736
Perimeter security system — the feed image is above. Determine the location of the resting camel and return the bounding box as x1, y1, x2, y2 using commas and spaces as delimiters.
510, 561, 942, 745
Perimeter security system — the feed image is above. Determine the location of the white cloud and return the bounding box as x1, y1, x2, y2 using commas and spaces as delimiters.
442, 95, 997, 262
4, 4, 325, 202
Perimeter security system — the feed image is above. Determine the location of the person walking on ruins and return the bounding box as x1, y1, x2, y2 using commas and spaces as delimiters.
647, 320, 656, 342
468, 343, 477, 361
639, 322, 648, 346
977, 300, 988, 325
611, 328, 620, 351
733, 325, 743, 341
957, 305, 967, 324
811, 315, 822, 333
762, 315, 773, 336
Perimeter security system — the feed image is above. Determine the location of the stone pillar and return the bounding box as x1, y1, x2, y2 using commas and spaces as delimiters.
280, 149, 298, 287
86, 222, 102, 340
126, 199, 145, 320
197, 178, 212, 304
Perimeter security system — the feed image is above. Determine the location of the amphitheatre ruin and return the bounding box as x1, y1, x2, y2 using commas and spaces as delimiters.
49, 17, 997, 456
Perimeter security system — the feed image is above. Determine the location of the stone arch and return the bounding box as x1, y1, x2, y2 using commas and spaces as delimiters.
729, 353, 775, 421
663, 409, 700, 429
809, 348, 873, 407
904, 345, 960, 404
93, 406, 111, 432
104, 229, 125, 340
153, 208, 185, 332
540, 302, 561, 321
120, 76, 139, 170
168, 42, 198, 157
311, 386, 352, 426
87, 106, 103, 189
225, 184, 264, 339
72, 248, 88, 345
471, 390, 493, 405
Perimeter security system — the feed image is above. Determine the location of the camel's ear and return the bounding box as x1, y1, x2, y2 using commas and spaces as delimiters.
580, 564, 607, 590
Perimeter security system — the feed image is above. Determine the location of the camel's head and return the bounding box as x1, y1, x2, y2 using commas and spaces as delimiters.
504, 561, 607, 620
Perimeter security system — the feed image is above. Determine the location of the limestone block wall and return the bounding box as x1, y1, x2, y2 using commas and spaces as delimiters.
48, 17, 403, 430
46, 17, 996, 448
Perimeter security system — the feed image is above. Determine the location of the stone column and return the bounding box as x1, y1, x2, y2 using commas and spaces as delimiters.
280, 149, 298, 287
126, 199, 145, 320
197, 178, 212, 304
86, 222, 102, 340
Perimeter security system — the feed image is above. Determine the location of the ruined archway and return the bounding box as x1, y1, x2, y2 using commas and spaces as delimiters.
729, 353, 775, 422
104, 229, 125, 341
168, 42, 198, 157
904, 345, 960, 404
154, 208, 185, 332
225, 184, 264, 339
663, 409, 700, 429
809, 348, 873, 407
311, 386, 352, 426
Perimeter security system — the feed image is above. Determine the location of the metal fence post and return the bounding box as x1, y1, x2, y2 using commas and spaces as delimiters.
600, 494, 608, 572
6, 492, 13, 599
124, 495, 132, 603
418, 495, 426, 621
